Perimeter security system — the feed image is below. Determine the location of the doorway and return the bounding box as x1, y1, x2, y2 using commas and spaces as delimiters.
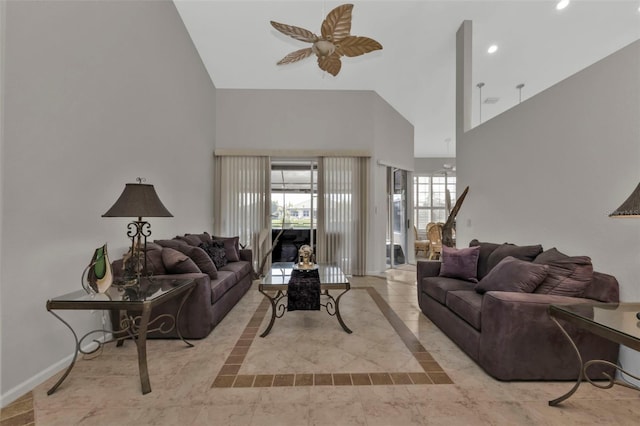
387, 167, 408, 268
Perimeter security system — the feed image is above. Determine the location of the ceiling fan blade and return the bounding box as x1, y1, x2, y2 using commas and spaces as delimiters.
321, 4, 353, 42
336, 36, 382, 57
270, 21, 317, 43
317, 53, 342, 76
277, 48, 313, 65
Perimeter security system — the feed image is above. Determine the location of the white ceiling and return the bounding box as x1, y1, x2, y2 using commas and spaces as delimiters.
174, 0, 640, 157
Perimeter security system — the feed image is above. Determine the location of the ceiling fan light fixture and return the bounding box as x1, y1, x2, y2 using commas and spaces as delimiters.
556, 0, 570, 10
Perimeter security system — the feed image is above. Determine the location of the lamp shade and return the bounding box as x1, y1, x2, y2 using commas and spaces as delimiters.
102, 183, 173, 218
609, 182, 640, 218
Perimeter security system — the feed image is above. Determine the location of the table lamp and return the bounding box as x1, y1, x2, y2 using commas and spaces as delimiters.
609, 181, 640, 319
103, 178, 173, 283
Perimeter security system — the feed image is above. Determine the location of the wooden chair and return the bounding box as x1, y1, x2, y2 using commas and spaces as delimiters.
427, 222, 443, 260
414, 225, 429, 257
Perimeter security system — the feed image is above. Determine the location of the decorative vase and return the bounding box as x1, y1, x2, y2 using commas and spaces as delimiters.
82, 243, 113, 294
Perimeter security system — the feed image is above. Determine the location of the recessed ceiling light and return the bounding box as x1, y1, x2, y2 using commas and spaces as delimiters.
556, 0, 570, 10
487, 44, 498, 54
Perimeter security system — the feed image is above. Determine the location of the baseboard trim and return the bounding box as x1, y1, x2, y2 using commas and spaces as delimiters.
0, 336, 107, 408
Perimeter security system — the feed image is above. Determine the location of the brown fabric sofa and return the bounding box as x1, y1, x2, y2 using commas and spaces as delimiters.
112, 232, 254, 339
417, 240, 620, 381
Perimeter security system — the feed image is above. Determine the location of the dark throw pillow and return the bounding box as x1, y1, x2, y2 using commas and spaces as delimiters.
469, 240, 501, 280
184, 246, 218, 279
213, 236, 240, 262
199, 240, 228, 269
161, 248, 201, 275
439, 245, 480, 283
475, 256, 549, 294
486, 243, 543, 272
533, 248, 593, 297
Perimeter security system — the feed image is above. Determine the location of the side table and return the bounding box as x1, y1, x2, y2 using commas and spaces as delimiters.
46, 277, 195, 395
548, 302, 640, 406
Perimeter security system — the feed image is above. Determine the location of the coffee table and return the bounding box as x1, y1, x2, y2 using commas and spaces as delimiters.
548, 302, 640, 406
46, 277, 195, 395
258, 262, 351, 337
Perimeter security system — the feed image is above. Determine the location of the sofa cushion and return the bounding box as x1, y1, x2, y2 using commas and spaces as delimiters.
446, 290, 483, 331
199, 240, 228, 268
469, 240, 501, 280
190, 232, 213, 244
183, 246, 218, 280
213, 236, 240, 262
161, 248, 201, 274
176, 234, 203, 246
486, 243, 543, 272
154, 239, 189, 250
533, 248, 593, 297
144, 247, 167, 275
423, 276, 476, 305
475, 256, 549, 294
439, 245, 480, 283
210, 271, 238, 304
219, 261, 253, 281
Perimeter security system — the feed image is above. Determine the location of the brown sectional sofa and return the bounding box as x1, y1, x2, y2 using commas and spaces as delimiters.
112, 232, 254, 339
417, 240, 620, 381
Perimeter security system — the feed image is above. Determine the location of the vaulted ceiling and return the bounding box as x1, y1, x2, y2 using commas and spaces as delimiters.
174, 1, 640, 157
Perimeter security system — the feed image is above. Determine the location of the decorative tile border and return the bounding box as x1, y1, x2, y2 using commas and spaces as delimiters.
212, 286, 453, 388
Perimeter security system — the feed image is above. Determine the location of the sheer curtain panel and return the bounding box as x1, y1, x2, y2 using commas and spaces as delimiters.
317, 157, 369, 275
214, 156, 271, 270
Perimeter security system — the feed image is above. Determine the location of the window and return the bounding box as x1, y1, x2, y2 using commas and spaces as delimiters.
271, 161, 317, 230
413, 174, 456, 237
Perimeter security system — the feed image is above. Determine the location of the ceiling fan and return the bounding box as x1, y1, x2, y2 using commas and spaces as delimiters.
270, 3, 382, 76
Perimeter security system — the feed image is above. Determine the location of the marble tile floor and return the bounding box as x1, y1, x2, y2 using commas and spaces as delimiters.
2, 266, 639, 425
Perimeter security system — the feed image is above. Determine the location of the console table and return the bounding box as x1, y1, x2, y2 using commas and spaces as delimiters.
46, 277, 195, 395
548, 302, 640, 406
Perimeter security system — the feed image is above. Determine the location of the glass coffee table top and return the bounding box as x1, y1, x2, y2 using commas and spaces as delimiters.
549, 302, 640, 347
262, 262, 349, 286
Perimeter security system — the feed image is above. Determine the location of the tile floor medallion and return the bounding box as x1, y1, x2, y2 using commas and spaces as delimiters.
212, 285, 452, 388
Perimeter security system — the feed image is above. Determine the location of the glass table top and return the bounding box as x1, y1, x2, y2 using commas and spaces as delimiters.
550, 302, 640, 343
49, 277, 194, 303
262, 262, 349, 286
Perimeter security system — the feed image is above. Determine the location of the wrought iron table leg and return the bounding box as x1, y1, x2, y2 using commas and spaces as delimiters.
134, 306, 152, 395
549, 316, 584, 406
175, 285, 195, 347
47, 310, 80, 395
259, 289, 281, 337
334, 288, 352, 334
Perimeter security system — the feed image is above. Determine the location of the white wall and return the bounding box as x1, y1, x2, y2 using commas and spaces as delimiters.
457, 40, 640, 380
1, 0, 216, 405
215, 88, 414, 274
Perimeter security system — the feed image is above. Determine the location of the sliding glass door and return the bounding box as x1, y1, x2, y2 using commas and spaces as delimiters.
387, 167, 408, 268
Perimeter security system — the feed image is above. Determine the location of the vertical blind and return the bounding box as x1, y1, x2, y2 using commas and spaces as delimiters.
317, 157, 369, 275
213, 156, 271, 270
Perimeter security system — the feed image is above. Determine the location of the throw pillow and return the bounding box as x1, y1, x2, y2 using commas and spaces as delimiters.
161, 248, 201, 274
469, 240, 501, 279
486, 243, 543, 272
184, 246, 218, 279
213, 236, 240, 262
199, 240, 228, 269
475, 256, 549, 294
439, 245, 481, 283
176, 234, 203, 247
533, 248, 593, 297
154, 239, 189, 250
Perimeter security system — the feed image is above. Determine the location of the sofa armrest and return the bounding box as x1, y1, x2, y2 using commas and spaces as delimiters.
417, 260, 441, 281
479, 291, 619, 380
239, 249, 253, 263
